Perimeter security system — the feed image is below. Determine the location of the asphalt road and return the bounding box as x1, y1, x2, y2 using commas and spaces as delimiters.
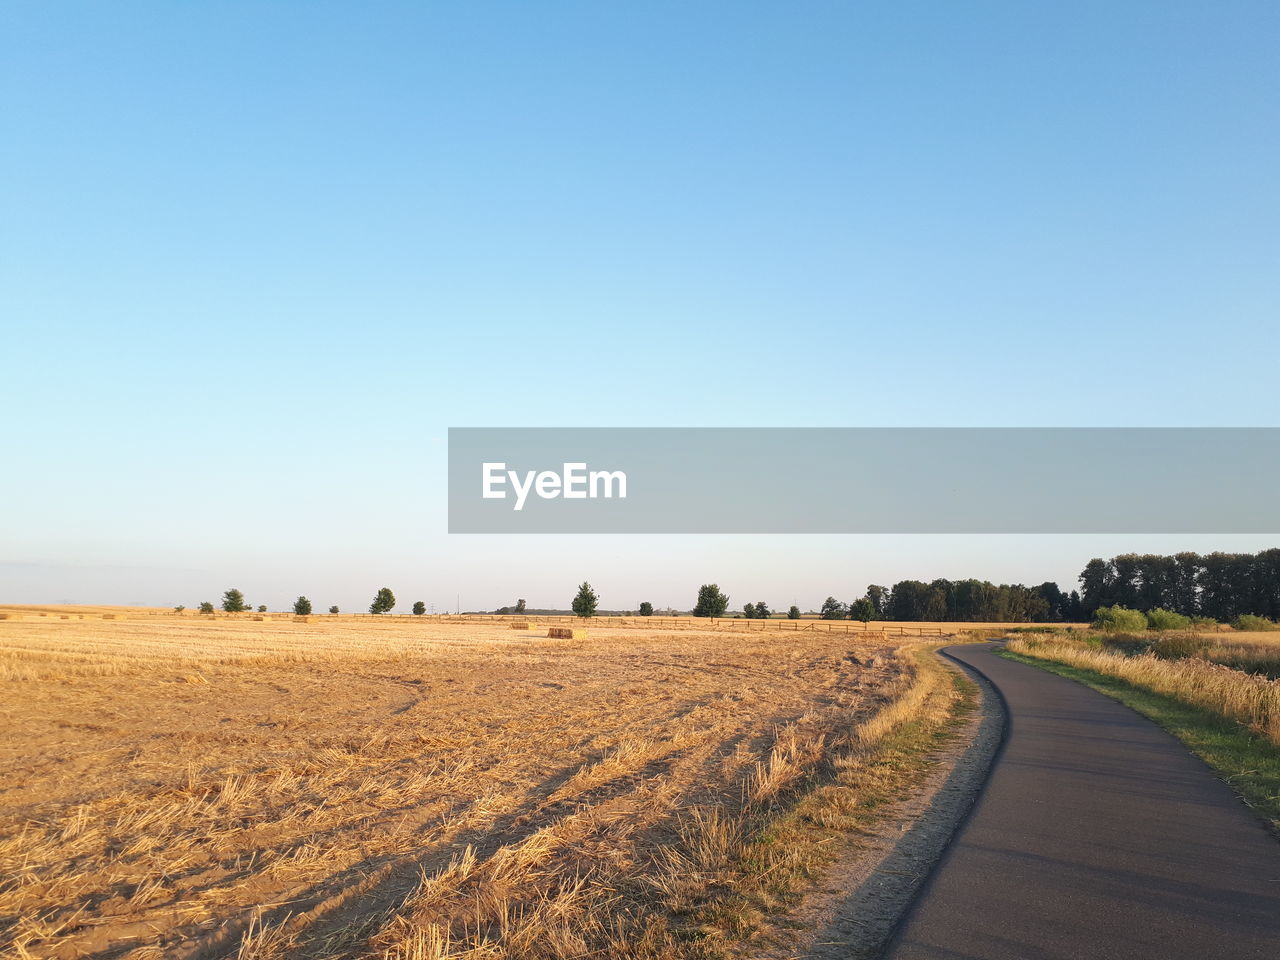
882, 642, 1280, 960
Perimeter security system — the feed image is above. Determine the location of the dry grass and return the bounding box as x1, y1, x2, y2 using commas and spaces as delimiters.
1195, 633, 1280, 678
1007, 633, 1280, 745
0, 611, 958, 959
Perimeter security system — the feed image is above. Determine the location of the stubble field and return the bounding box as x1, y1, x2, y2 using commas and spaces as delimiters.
0, 612, 968, 960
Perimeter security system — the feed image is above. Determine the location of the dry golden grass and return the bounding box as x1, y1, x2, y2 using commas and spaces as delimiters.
0, 611, 959, 959
1194, 633, 1280, 678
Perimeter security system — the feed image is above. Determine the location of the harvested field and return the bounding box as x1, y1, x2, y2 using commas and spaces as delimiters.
0, 612, 951, 959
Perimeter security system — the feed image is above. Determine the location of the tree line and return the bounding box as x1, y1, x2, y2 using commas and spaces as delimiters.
1079, 550, 1280, 621
809, 580, 1082, 623
569, 581, 1079, 623
189, 550, 1280, 625
191, 587, 429, 617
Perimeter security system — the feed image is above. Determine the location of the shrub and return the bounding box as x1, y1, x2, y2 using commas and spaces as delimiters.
256, 605, 267, 613
1190, 616, 1220, 629
787, 605, 801, 620
1092, 605, 1148, 633
293, 596, 312, 615
1146, 608, 1191, 631
412, 601, 426, 615
329, 605, 340, 614
173, 605, 185, 613
1233, 614, 1279, 632
198, 601, 215, 614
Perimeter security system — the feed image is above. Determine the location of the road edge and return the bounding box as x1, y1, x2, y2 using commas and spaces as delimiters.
803, 644, 1006, 959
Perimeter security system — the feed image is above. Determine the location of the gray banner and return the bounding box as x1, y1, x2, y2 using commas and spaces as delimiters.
448, 428, 1280, 533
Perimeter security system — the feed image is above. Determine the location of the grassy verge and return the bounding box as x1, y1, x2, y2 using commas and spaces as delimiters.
676, 643, 979, 956
998, 647, 1280, 833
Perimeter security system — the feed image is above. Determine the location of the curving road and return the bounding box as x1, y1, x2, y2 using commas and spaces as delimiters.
883, 642, 1280, 960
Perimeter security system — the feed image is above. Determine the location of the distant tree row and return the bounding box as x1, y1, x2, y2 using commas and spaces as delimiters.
191, 587, 431, 617
812, 580, 1081, 623
193, 551, 1280, 626
659, 581, 1067, 622
1080, 550, 1280, 621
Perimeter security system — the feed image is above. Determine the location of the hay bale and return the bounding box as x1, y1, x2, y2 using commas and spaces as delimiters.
510, 622, 531, 630
547, 627, 585, 639
101, 614, 121, 620
293, 615, 313, 623
252, 615, 272, 621
0, 613, 25, 621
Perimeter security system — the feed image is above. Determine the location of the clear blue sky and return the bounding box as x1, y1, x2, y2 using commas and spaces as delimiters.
3, 2, 1277, 611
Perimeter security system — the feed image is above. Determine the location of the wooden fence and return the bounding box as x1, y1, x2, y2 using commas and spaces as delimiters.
110, 609, 962, 639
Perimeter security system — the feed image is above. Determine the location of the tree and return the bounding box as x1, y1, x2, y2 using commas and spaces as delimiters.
886, 581, 931, 620
412, 601, 426, 615
369, 587, 396, 615
1136, 554, 1177, 612
866, 585, 889, 618
1172, 552, 1202, 615
743, 602, 757, 619
693, 584, 729, 617
1110, 554, 1142, 610
849, 598, 876, 622
198, 601, 215, 614
639, 601, 654, 616
1078, 558, 1111, 614
294, 596, 312, 615
1202, 552, 1251, 622
572, 582, 598, 618
257, 605, 267, 613
820, 596, 846, 620
221, 588, 248, 613
1037, 582, 1065, 621
329, 605, 339, 614
515, 598, 527, 613
787, 605, 801, 620
1255, 549, 1280, 620
173, 605, 185, 613
755, 601, 770, 619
